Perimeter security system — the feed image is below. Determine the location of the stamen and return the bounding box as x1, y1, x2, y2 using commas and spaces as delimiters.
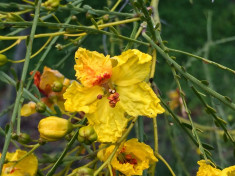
108, 92, 120, 108
97, 94, 103, 99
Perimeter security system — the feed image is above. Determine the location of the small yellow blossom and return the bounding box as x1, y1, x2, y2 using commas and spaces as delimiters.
0, 149, 38, 176
197, 160, 235, 176
168, 89, 180, 110
64, 48, 165, 143
98, 138, 157, 176
20, 101, 36, 117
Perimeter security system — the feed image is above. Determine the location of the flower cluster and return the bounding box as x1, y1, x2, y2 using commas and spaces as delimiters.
21, 66, 71, 116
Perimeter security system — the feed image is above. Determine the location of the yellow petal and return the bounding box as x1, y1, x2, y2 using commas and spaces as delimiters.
221, 165, 235, 176
197, 160, 221, 176
20, 101, 36, 117
1, 149, 38, 176
63, 81, 103, 113
87, 98, 129, 143
74, 48, 112, 87
111, 49, 152, 86
117, 82, 165, 118
39, 66, 64, 91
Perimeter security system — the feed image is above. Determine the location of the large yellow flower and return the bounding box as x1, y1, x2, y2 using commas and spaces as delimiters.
97, 138, 158, 176
0, 149, 38, 176
197, 160, 235, 176
64, 48, 165, 143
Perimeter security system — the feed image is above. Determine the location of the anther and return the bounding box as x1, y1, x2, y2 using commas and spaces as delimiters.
97, 94, 103, 99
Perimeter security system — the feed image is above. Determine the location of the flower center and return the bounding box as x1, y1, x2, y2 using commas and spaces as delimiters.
117, 147, 138, 165
92, 72, 111, 86
97, 82, 120, 108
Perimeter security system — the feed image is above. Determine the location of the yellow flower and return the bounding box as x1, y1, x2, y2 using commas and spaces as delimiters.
197, 160, 235, 176
20, 101, 36, 117
221, 165, 235, 176
21, 67, 71, 117
38, 116, 73, 141
168, 89, 181, 110
0, 149, 38, 176
197, 160, 221, 176
64, 48, 165, 143
97, 138, 158, 176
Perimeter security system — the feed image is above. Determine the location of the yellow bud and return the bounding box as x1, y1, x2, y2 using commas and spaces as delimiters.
0, 54, 8, 66
38, 116, 73, 142
43, 0, 60, 11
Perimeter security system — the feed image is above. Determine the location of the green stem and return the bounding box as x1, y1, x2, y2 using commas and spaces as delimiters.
142, 32, 235, 111
156, 153, 176, 176
0, 0, 42, 172
12, 143, 40, 166
171, 67, 207, 160
46, 129, 79, 176
0, 71, 53, 116
137, 116, 144, 142
153, 117, 158, 153
94, 145, 119, 176
168, 48, 235, 75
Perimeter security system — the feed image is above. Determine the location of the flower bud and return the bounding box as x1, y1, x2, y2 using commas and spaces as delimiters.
86, 12, 93, 19
36, 102, 46, 113
18, 133, 31, 144
0, 54, 8, 66
11, 133, 18, 140
77, 126, 97, 145
38, 116, 73, 142
43, 0, 60, 11
52, 81, 63, 92
71, 167, 94, 176
102, 14, 109, 22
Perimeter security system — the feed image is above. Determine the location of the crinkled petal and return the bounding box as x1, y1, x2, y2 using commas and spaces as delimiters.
87, 98, 128, 143
197, 160, 221, 176
20, 101, 36, 117
221, 165, 235, 176
111, 139, 157, 176
97, 139, 157, 176
63, 81, 103, 113
117, 82, 165, 118
111, 49, 152, 86
39, 66, 64, 91
1, 149, 38, 176
74, 48, 112, 87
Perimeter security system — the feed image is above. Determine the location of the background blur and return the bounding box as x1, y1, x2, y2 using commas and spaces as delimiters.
0, 0, 234, 175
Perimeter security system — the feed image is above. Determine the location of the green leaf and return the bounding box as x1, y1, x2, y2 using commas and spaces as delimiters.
54, 105, 62, 117
10, 68, 18, 81
223, 133, 228, 143
202, 142, 214, 150
31, 84, 41, 99
200, 80, 209, 86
